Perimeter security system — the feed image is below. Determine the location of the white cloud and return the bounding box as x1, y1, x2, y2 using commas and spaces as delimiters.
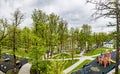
0, 0, 115, 33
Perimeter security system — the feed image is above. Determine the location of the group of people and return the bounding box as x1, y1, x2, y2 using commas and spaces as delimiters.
97, 52, 111, 68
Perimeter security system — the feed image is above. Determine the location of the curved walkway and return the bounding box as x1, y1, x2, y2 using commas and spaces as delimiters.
63, 56, 94, 74
18, 63, 32, 74
0, 71, 4, 74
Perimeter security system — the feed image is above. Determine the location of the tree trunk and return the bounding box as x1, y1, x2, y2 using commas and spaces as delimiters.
115, 0, 119, 74
13, 27, 17, 74
0, 43, 1, 59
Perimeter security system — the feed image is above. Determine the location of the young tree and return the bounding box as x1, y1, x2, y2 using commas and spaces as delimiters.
11, 9, 24, 74
81, 24, 92, 51
74, 28, 79, 49
48, 13, 59, 58
32, 9, 48, 74
21, 27, 32, 52
58, 19, 67, 52
0, 18, 9, 58
87, 0, 120, 73
70, 27, 76, 61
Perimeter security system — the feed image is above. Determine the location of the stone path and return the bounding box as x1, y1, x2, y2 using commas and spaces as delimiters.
18, 63, 32, 74
80, 49, 85, 56
63, 56, 94, 74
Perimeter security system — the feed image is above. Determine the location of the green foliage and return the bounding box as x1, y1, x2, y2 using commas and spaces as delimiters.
29, 46, 46, 59
47, 61, 64, 74
53, 52, 71, 59
31, 61, 50, 74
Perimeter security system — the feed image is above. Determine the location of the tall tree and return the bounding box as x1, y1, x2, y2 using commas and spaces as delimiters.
81, 24, 92, 51
11, 9, 24, 74
58, 19, 67, 52
0, 18, 9, 58
32, 9, 48, 74
70, 27, 76, 61
74, 28, 79, 49
21, 27, 32, 52
48, 13, 59, 58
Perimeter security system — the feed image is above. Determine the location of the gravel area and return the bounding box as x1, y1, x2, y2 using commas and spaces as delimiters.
18, 63, 32, 74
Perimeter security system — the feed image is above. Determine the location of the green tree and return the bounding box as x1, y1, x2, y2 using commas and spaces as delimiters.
0, 18, 9, 58
21, 27, 32, 52
11, 9, 24, 74
79, 24, 92, 51
32, 9, 48, 74
48, 13, 59, 58
70, 27, 76, 61
58, 19, 67, 52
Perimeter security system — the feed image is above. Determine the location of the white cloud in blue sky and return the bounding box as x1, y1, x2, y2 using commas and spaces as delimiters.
0, 0, 115, 33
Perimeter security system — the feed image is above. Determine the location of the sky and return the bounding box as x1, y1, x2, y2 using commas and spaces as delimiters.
0, 0, 115, 33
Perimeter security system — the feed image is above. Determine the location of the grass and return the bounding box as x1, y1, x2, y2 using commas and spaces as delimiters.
84, 47, 114, 56
2, 48, 30, 58
63, 59, 79, 69
68, 59, 91, 74
53, 52, 71, 59
92, 56, 98, 58
1, 49, 12, 54
53, 53, 80, 59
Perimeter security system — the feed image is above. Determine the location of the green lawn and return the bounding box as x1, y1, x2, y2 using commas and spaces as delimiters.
84, 47, 114, 56
53, 52, 71, 59
2, 48, 31, 58
1, 49, 12, 54
68, 59, 91, 74
53, 53, 80, 59
92, 56, 98, 58
63, 59, 79, 69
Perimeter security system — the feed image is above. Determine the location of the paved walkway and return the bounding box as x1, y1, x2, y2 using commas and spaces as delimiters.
63, 56, 94, 74
0, 71, 4, 74
48, 58, 80, 61
80, 50, 85, 56
18, 63, 32, 74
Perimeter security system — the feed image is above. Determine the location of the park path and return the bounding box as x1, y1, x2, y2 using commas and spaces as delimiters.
18, 63, 32, 74
0, 71, 4, 74
63, 56, 94, 74
80, 49, 85, 56
48, 58, 80, 61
